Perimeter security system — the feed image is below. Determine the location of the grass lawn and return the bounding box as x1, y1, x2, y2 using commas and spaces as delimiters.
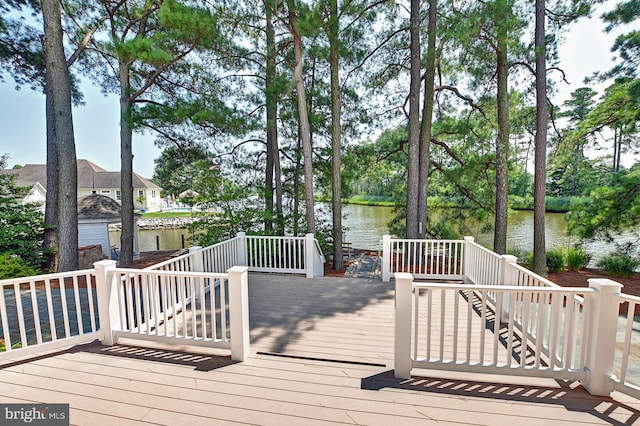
141, 212, 193, 219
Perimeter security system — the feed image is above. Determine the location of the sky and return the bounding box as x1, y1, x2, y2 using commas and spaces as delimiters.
0, 8, 636, 179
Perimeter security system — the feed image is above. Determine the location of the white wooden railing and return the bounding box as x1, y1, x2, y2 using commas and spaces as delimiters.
96, 261, 249, 361
394, 242, 638, 398
245, 235, 306, 274
396, 278, 591, 379
381, 235, 464, 281
614, 293, 640, 399
146, 232, 325, 278
0, 270, 100, 360
0, 262, 250, 362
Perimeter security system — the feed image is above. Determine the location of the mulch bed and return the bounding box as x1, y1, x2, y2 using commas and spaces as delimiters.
548, 268, 640, 298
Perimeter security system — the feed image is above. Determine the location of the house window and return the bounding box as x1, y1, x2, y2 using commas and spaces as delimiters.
138, 190, 144, 198
151, 190, 157, 198
101, 190, 111, 194
116, 190, 121, 201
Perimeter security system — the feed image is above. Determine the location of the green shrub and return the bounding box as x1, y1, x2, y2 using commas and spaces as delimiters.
0, 339, 21, 352
597, 253, 640, 277
509, 195, 533, 210
522, 251, 534, 269
546, 248, 566, 272
566, 247, 590, 271
0, 254, 38, 280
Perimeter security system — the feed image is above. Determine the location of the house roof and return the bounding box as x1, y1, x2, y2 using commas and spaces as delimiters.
77, 193, 122, 220
6, 159, 161, 190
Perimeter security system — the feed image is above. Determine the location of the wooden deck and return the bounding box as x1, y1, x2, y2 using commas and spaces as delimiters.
0, 274, 638, 425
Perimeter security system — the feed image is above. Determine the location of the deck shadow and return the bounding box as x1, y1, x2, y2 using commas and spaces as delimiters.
87, 344, 237, 372
362, 370, 640, 426
248, 274, 394, 356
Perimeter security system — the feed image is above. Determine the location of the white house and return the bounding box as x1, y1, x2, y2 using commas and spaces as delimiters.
5, 159, 164, 212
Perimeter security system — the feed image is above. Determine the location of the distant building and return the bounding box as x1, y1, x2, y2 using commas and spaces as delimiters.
5, 159, 163, 212
77, 193, 140, 259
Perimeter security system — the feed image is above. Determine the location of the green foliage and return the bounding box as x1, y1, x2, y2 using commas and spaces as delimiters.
0, 155, 48, 271
142, 212, 192, 219
0, 254, 38, 280
345, 195, 395, 206
522, 251, 534, 269
601, 0, 640, 78
567, 167, 640, 239
184, 162, 266, 246
153, 145, 212, 197
545, 197, 573, 212
546, 248, 566, 273
566, 247, 590, 271
0, 338, 21, 352
597, 253, 640, 277
509, 195, 532, 210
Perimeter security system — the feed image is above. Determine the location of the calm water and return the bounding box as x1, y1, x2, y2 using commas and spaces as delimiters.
112, 204, 634, 266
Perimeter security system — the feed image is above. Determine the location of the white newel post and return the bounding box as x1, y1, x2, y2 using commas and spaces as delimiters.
499, 255, 518, 323
236, 232, 247, 267
190, 246, 203, 301
462, 236, 475, 283
394, 272, 413, 379
582, 278, 624, 396
228, 266, 250, 362
382, 235, 391, 282
94, 260, 121, 346
305, 233, 315, 278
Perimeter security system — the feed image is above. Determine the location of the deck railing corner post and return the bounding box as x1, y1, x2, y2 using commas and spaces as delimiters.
394, 272, 413, 379
94, 259, 120, 346
228, 266, 250, 362
582, 278, 624, 396
499, 254, 518, 322
236, 232, 247, 267
382, 235, 391, 282
189, 246, 204, 300
305, 233, 315, 278
462, 236, 475, 283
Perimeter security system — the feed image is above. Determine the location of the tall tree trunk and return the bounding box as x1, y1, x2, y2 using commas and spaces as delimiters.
615, 127, 623, 172
119, 60, 135, 268
417, 0, 437, 239
44, 79, 59, 272
287, 1, 315, 234
571, 142, 579, 196
265, 7, 276, 234
613, 128, 619, 172
406, 0, 421, 239
329, 0, 343, 269
42, 0, 77, 272
494, 0, 510, 255
533, 0, 547, 276
274, 140, 284, 235
293, 129, 302, 235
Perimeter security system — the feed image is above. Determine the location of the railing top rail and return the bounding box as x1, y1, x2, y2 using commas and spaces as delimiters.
143, 251, 198, 270
245, 235, 305, 241
314, 238, 325, 258
618, 292, 640, 303
389, 238, 463, 244
113, 268, 228, 279
507, 262, 561, 288
464, 238, 502, 259
412, 282, 595, 294
0, 269, 95, 286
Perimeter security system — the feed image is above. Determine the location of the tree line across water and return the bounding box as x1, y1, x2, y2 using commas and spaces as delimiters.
1, 0, 639, 278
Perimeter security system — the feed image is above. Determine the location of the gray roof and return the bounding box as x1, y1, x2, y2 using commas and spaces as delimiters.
7, 159, 161, 190
77, 194, 121, 220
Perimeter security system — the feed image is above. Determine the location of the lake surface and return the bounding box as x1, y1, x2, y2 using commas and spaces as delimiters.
111, 204, 635, 266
